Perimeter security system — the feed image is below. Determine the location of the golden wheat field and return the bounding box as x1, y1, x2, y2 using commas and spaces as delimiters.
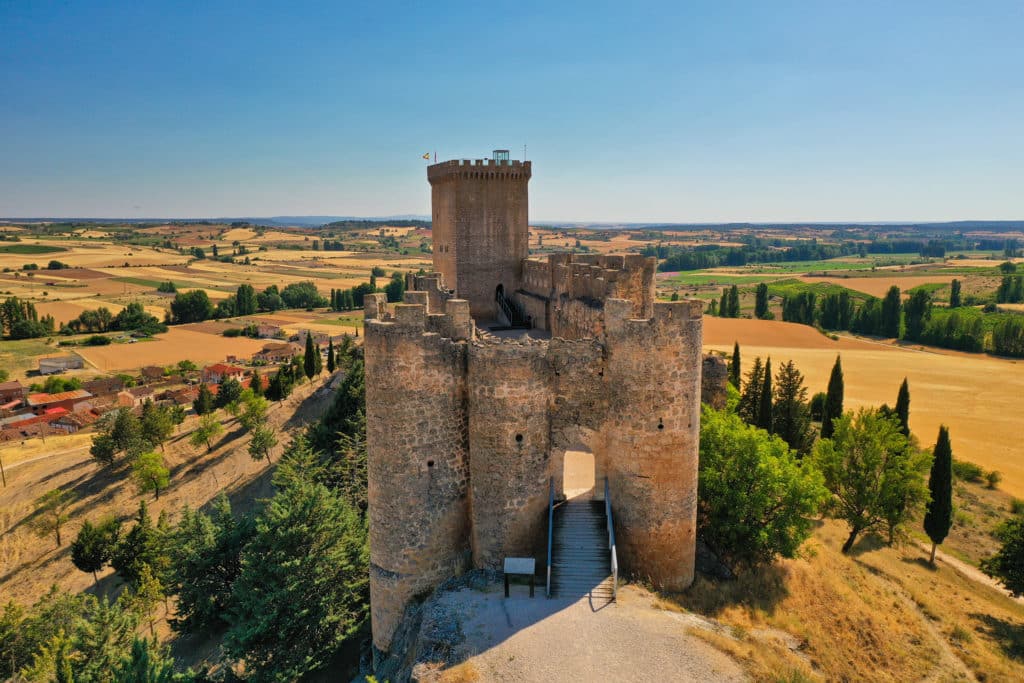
704, 317, 1024, 498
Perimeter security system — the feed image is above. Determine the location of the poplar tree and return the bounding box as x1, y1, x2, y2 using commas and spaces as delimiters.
881, 285, 902, 338
757, 357, 773, 433
754, 282, 769, 319
895, 378, 911, 437
729, 342, 741, 388
821, 355, 844, 439
327, 338, 336, 373
949, 279, 962, 308
924, 425, 953, 565
727, 285, 741, 318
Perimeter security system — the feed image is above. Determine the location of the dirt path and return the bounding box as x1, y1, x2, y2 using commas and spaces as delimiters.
917, 541, 1024, 605
430, 584, 745, 682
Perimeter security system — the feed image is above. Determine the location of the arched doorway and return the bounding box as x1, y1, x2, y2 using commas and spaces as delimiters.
563, 446, 595, 500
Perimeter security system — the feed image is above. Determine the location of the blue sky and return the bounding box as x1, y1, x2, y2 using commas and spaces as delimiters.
1, 1, 1022, 222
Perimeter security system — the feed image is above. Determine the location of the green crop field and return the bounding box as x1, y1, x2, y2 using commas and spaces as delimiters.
0, 244, 68, 254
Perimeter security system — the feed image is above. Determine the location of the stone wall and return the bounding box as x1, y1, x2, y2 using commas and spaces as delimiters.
365, 267, 706, 656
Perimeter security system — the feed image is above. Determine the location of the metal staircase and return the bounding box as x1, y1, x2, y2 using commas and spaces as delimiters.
548, 487, 616, 601
494, 288, 530, 329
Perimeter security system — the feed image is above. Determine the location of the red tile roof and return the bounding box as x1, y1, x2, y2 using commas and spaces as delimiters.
26, 389, 93, 406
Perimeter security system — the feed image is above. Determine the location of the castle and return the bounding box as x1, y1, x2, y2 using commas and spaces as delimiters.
363, 152, 706, 658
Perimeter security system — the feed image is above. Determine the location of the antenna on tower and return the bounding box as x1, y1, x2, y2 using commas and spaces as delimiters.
523, 143, 527, 160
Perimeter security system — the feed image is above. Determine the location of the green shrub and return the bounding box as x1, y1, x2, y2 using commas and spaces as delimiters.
222, 328, 243, 337
952, 459, 984, 483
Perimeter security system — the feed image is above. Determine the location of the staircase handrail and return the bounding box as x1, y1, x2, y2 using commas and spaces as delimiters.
604, 477, 618, 602
546, 477, 554, 598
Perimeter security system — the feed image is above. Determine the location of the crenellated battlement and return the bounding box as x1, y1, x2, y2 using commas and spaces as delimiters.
364, 292, 474, 342
428, 159, 532, 184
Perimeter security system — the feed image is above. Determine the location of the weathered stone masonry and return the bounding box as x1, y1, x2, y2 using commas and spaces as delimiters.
364, 156, 706, 657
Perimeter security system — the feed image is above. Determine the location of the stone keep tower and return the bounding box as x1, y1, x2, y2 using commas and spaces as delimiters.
427, 150, 531, 320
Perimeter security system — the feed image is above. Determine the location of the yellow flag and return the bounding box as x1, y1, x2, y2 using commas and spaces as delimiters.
422, 152, 431, 160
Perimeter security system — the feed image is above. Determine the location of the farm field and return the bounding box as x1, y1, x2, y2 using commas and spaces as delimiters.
73, 326, 268, 371
704, 316, 1024, 498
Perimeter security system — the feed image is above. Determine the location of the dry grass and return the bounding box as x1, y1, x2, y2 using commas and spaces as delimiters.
668, 520, 1024, 682
798, 275, 956, 298
705, 317, 1024, 498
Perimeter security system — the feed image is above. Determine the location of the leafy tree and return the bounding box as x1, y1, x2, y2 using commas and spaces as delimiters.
71, 516, 120, 584
140, 400, 174, 452
821, 354, 844, 439
754, 282, 769, 319
757, 357, 773, 433
110, 408, 146, 458
215, 376, 243, 409
923, 426, 953, 564
707, 298, 718, 316
238, 392, 270, 432
949, 278, 961, 308
249, 425, 278, 463
90, 432, 117, 466
981, 516, 1024, 597
772, 360, 813, 454
190, 413, 223, 452
30, 488, 77, 547
814, 409, 930, 553
193, 383, 215, 415
280, 281, 326, 308
170, 290, 214, 324
881, 285, 902, 338
809, 392, 827, 421
728, 342, 740, 389
698, 406, 827, 572
235, 284, 258, 316
112, 501, 167, 588
327, 338, 336, 373
224, 472, 369, 681
895, 378, 911, 437
132, 452, 170, 500
384, 272, 406, 303
737, 356, 764, 425
304, 332, 317, 380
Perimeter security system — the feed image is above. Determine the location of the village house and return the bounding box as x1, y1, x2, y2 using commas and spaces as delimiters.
252, 341, 301, 363
116, 385, 156, 408
26, 389, 93, 415
83, 376, 125, 397
139, 366, 165, 384
256, 323, 282, 338
202, 363, 247, 384
0, 380, 24, 404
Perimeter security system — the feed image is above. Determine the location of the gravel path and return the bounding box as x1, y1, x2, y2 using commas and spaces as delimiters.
430, 583, 745, 682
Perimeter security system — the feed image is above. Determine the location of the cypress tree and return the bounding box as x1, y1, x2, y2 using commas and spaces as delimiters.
327, 338, 336, 373
772, 360, 812, 454
757, 358, 773, 433
924, 425, 953, 564
193, 383, 215, 416
895, 378, 910, 437
719, 289, 729, 318
821, 354, 844, 439
729, 342, 741, 388
707, 298, 718, 316
303, 332, 316, 380
754, 282, 769, 319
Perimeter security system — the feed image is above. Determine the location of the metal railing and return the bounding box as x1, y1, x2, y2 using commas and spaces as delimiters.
604, 477, 618, 602
546, 477, 554, 598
